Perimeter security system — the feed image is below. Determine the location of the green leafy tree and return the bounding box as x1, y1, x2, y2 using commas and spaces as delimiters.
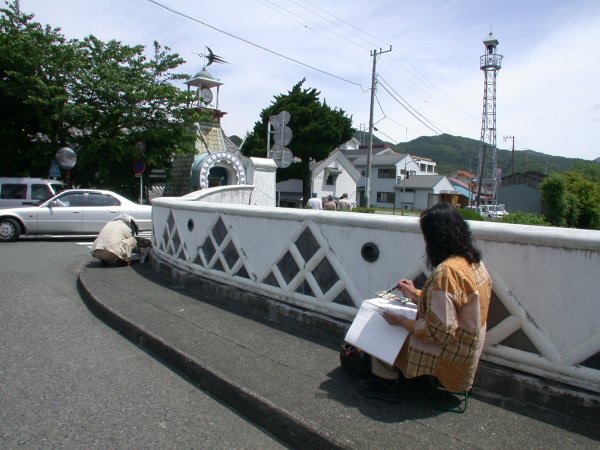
540, 173, 567, 226
572, 161, 600, 184
540, 171, 600, 229
0, 1, 205, 198
564, 172, 600, 229
242, 79, 354, 204
0, 1, 74, 176
65, 36, 204, 196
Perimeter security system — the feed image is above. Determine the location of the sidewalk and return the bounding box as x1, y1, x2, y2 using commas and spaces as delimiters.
78, 258, 600, 449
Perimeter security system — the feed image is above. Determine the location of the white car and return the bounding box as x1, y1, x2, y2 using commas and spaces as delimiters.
465, 204, 509, 220
480, 204, 509, 220
0, 189, 152, 242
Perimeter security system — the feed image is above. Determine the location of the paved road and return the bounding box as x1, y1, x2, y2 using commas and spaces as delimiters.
0, 237, 285, 449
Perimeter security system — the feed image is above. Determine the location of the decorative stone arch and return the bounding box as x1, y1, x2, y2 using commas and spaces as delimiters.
192, 151, 247, 189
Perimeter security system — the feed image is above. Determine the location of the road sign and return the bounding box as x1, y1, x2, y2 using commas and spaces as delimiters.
132, 159, 146, 175
271, 147, 293, 168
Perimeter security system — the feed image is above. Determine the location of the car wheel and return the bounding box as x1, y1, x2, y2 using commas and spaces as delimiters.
0, 218, 21, 242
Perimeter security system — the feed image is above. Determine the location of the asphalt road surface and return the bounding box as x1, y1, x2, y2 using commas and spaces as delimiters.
0, 236, 285, 449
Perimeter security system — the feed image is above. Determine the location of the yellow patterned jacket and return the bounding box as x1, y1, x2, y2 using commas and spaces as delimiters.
396, 256, 492, 392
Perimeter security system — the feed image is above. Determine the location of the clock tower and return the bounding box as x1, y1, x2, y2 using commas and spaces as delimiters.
185, 67, 222, 115
163, 54, 247, 197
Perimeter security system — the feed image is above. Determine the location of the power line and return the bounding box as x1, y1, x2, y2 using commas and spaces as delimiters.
288, 0, 478, 133
149, 0, 473, 140
297, 0, 388, 50
255, 0, 372, 54
146, 0, 365, 89
377, 62, 478, 134
378, 76, 444, 135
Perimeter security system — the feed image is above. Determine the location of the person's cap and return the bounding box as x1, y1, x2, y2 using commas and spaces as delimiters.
312, 192, 317, 197
328, 195, 334, 200
114, 214, 133, 225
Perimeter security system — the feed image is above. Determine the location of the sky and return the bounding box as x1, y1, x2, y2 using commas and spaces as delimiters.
15, 0, 600, 161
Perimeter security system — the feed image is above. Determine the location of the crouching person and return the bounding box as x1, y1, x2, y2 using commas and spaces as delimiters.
91, 214, 139, 265
359, 203, 492, 403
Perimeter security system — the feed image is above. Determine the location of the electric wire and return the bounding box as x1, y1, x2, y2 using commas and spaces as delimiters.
149, 0, 473, 140
288, 0, 480, 134
146, 0, 366, 90
378, 77, 445, 135
297, 0, 388, 50
292, 0, 474, 121
257, 0, 372, 54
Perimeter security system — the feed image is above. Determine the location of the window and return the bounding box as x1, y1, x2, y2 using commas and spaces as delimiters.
376, 192, 395, 203
378, 168, 395, 179
54, 192, 86, 207
326, 174, 335, 185
420, 163, 427, 172
1, 184, 27, 199
31, 184, 53, 200
86, 193, 121, 207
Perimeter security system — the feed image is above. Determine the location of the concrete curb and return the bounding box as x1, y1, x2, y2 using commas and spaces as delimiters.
77, 268, 350, 450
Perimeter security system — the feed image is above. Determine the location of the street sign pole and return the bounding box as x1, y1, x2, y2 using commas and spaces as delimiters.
132, 159, 146, 204
139, 174, 144, 205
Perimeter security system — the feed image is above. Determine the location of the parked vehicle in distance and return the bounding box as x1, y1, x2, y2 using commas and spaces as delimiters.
464, 204, 509, 221
0, 189, 152, 242
0, 177, 66, 209
481, 204, 509, 220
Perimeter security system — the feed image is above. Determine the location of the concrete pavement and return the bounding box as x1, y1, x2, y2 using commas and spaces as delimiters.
78, 256, 600, 449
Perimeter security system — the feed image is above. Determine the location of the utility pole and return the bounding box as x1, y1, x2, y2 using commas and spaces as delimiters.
365, 46, 392, 208
504, 135, 515, 176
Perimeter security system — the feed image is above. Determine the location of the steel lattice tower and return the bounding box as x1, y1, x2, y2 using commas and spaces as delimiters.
476, 32, 503, 207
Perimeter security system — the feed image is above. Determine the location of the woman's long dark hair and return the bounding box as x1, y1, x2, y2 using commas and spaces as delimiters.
419, 202, 481, 268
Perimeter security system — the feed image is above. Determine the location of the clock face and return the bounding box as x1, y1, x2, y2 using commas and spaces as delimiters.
200, 88, 213, 104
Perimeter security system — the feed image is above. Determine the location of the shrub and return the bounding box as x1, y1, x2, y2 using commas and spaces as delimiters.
460, 209, 484, 221
500, 211, 549, 226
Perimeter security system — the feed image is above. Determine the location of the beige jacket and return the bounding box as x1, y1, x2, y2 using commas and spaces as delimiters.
91, 220, 137, 262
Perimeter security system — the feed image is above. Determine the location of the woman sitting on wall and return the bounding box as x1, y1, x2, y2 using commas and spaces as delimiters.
359, 202, 492, 403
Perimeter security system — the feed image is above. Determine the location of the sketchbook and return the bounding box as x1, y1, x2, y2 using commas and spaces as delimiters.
344, 297, 418, 365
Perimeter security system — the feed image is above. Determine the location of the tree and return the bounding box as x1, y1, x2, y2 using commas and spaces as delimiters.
564, 172, 600, 229
242, 79, 354, 204
0, 1, 73, 176
540, 173, 567, 226
65, 36, 204, 197
0, 1, 205, 198
540, 171, 600, 230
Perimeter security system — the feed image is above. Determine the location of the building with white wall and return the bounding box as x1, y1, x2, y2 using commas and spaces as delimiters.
395, 174, 457, 211
309, 149, 361, 205
351, 152, 437, 208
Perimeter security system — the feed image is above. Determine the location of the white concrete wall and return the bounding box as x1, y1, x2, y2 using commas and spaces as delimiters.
151, 198, 600, 393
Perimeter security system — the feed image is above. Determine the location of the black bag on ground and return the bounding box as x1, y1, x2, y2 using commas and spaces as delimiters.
339, 344, 371, 377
